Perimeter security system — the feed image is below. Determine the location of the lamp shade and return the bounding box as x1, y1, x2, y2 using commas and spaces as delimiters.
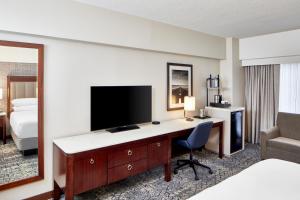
184, 96, 195, 111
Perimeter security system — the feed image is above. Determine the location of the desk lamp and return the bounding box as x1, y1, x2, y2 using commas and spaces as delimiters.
184, 96, 195, 121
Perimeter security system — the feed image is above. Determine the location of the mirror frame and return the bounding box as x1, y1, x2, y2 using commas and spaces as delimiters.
0, 40, 44, 191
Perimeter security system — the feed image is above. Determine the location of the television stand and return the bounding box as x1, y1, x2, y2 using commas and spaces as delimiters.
53, 118, 224, 200
106, 124, 140, 133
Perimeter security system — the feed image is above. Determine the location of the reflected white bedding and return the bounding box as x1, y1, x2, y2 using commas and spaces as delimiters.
189, 159, 300, 200
10, 110, 38, 138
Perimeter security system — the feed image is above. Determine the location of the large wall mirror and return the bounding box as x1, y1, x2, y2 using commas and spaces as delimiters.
0, 40, 44, 190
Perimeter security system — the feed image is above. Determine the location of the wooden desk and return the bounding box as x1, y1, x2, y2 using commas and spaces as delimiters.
53, 118, 224, 200
168, 121, 224, 158
0, 112, 7, 144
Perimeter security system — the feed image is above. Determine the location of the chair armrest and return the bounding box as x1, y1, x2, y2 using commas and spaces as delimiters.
260, 126, 280, 159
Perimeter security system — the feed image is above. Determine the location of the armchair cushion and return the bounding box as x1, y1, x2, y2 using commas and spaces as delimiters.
261, 112, 300, 163
268, 137, 300, 153
266, 137, 300, 163
260, 126, 280, 159
277, 112, 300, 140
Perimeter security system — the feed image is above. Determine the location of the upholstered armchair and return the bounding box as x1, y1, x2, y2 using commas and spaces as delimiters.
261, 112, 300, 163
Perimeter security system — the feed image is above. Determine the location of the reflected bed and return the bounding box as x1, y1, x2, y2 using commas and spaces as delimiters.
7, 75, 38, 154
10, 109, 38, 151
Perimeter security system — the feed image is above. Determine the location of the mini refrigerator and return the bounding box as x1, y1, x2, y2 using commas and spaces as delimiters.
230, 111, 243, 153
205, 107, 245, 156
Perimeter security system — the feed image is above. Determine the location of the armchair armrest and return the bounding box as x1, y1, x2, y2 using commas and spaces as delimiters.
260, 126, 280, 159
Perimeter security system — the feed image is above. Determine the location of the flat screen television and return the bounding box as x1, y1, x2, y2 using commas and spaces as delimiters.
91, 86, 152, 132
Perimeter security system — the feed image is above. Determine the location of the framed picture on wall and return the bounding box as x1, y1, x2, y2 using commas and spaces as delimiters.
167, 62, 193, 111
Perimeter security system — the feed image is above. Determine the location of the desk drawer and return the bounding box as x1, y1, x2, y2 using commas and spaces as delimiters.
108, 159, 147, 184
108, 145, 147, 168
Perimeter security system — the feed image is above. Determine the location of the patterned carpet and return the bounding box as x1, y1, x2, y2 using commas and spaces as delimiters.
70, 144, 260, 200
0, 139, 38, 185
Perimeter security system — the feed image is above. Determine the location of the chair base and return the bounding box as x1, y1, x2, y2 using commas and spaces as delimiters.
174, 158, 213, 180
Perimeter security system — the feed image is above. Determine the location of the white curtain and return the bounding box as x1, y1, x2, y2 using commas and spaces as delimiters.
244, 65, 280, 144
279, 63, 300, 114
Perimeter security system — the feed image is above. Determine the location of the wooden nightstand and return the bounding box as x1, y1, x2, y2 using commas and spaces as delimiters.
0, 112, 7, 144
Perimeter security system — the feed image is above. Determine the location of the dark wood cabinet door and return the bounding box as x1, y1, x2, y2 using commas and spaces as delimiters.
148, 140, 168, 168
0, 117, 4, 127
73, 153, 107, 194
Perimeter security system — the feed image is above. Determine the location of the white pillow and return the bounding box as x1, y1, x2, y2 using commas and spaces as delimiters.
12, 98, 37, 107
13, 105, 37, 112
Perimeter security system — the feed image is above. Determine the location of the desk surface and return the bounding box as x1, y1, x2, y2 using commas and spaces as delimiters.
54, 118, 224, 154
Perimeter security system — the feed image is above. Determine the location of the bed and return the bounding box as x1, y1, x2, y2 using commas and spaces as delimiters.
7, 75, 38, 153
189, 159, 300, 200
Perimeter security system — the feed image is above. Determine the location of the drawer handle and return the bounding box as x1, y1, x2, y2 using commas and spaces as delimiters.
128, 149, 133, 156
157, 142, 161, 147
89, 158, 95, 165
127, 164, 133, 171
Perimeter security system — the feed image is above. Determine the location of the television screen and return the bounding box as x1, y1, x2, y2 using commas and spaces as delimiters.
91, 86, 152, 131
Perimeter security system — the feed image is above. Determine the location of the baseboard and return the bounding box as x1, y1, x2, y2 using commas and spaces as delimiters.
24, 191, 53, 200
24, 181, 63, 200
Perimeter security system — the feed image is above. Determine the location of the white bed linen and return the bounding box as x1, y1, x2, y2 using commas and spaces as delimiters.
13, 105, 37, 112
189, 159, 300, 200
10, 110, 38, 138
12, 98, 37, 107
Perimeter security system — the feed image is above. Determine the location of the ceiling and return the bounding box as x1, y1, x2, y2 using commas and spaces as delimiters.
75, 0, 300, 38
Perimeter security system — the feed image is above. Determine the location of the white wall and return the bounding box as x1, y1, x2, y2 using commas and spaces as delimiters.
220, 39, 233, 102
0, 31, 219, 199
0, 0, 225, 59
220, 38, 244, 106
0, 46, 38, 63
240, 29, 300, 65
0, 1, 226, 198
231, 39, 244, 107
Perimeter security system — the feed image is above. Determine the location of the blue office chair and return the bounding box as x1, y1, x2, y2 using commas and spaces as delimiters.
174, 121, 214, 180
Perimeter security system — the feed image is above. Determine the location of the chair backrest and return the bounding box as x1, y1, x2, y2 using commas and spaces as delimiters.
277, 112, 300, 140
187, 121, 213, 149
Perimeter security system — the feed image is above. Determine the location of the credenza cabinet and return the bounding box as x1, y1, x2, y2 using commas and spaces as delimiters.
53, 118, 224, 200
53, 135, 170, 200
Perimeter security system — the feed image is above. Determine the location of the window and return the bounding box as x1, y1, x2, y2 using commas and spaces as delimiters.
279, 63, 300, 114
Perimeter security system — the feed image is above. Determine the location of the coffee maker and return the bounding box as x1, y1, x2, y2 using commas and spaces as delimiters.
214, 94, 222, 103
